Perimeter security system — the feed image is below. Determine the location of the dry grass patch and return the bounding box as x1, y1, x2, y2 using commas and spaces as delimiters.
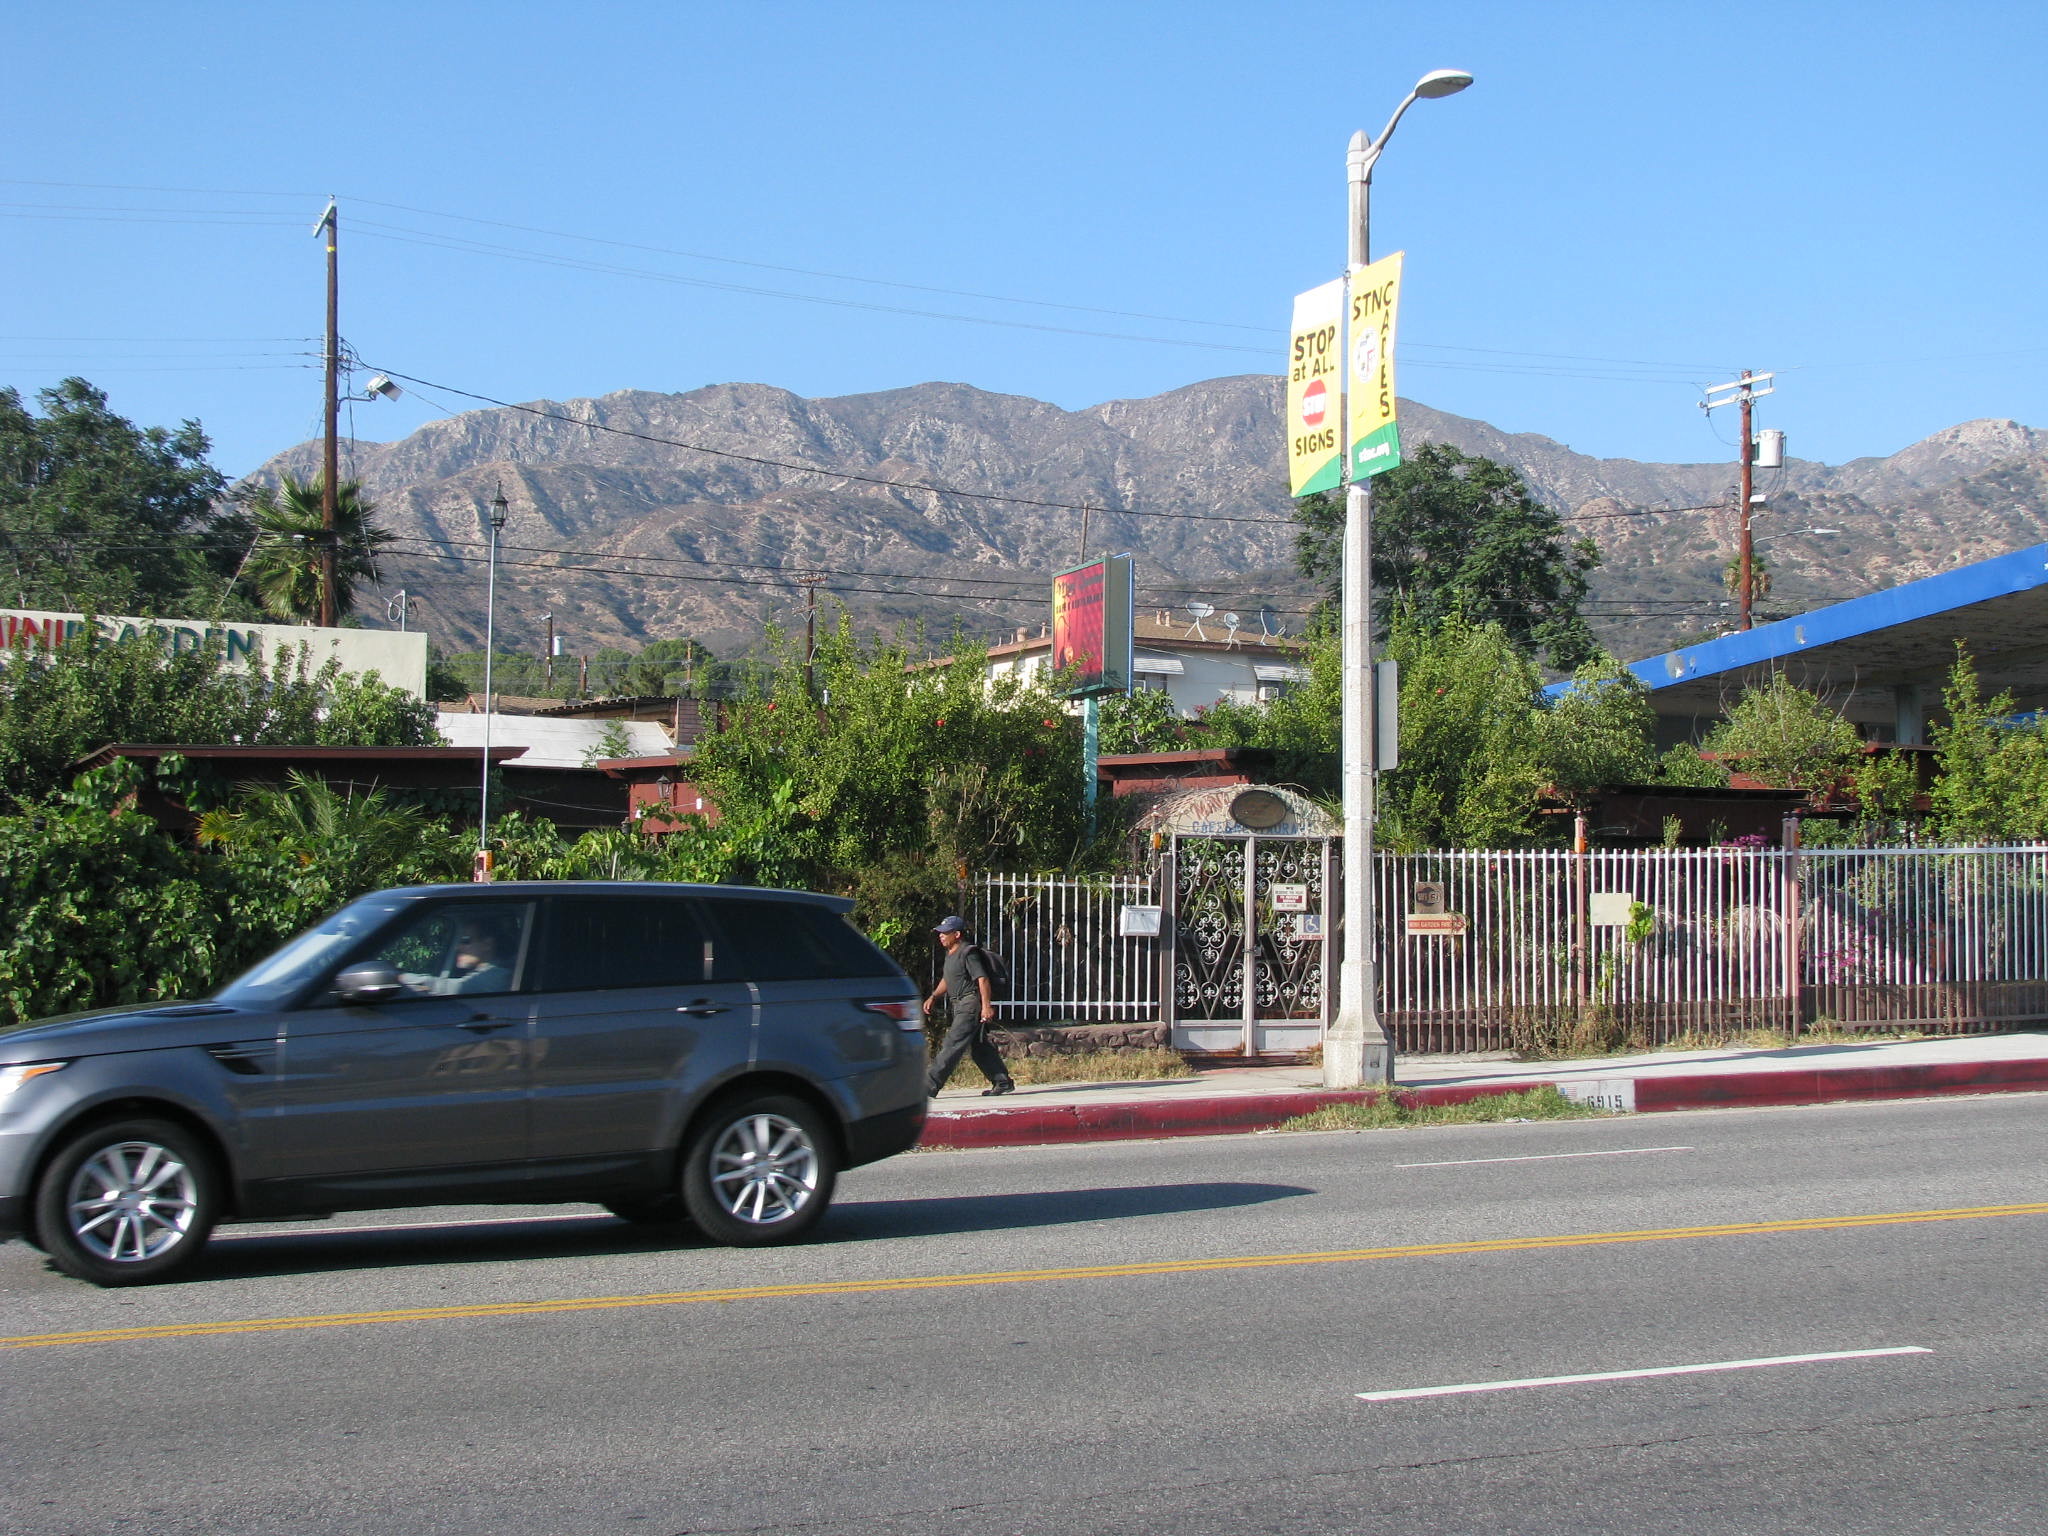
1271, 1085, 1605, 1134
944, 1047, 1193, 1090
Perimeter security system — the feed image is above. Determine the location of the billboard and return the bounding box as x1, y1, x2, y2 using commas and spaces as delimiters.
1050, 553, 1134, 698
0, 608, 430, 699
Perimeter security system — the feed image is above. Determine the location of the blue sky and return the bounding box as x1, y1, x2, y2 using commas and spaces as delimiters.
5, 1, 2045, 481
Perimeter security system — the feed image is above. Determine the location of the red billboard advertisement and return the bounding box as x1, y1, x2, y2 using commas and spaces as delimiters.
1050, 553, 1133, 697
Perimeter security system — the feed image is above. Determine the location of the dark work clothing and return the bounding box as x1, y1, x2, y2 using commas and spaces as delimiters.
941, 944, 995, 1025
927, 944, 1010, 1094
926, 1012, 1011, 1095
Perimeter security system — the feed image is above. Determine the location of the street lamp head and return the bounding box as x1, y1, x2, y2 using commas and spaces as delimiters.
1413, 68, 1474, 99
489, 491, 510, 531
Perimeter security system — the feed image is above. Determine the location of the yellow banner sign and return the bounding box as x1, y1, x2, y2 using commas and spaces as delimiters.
1286, 276, 1345, 497
1347, 252, 1404, 480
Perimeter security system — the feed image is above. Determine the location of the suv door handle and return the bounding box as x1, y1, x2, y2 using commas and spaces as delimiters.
461, 1017, 516, 1033
677, 1001, 732, 1017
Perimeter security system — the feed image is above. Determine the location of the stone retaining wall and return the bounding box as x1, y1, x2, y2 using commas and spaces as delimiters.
986, 1022, 1171, 1057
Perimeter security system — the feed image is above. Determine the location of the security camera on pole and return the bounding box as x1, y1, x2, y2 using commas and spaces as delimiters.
1300, 69, 1472, 1090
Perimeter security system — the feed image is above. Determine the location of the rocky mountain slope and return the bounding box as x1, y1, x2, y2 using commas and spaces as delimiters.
253, 377, 2048, 668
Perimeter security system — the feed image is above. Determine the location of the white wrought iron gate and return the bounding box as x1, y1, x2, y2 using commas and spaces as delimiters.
1166, 835, 1333, 1056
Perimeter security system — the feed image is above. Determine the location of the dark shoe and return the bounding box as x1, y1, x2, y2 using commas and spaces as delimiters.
981, 1081, 1015, 1097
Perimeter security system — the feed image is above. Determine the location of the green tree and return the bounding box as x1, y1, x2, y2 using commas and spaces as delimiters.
1536, 655, 1658, 802
237, 473, 395, 623
0, 766, 301, 1026
1098, 687, 1186, 754
1925, 648, 2048, 844
1294, 443, 1600, 669
196, 770, 467, 914
0, 378, 246, 616
685, 620, 1099, 961
0, 628, 439, 813
1378, 614, 1550, 849
1188, 622, 1343, 795
1703, 673, 1862, 792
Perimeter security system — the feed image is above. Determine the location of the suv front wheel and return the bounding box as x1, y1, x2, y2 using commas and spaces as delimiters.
35, 1118, 219, 1286
681, 1094, 837, 1246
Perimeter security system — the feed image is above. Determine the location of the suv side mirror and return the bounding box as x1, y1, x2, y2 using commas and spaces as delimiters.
334, 963, 405, 1004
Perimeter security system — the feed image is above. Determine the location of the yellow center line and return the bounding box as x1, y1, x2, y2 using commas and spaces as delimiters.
9, 1200, 2046, 1350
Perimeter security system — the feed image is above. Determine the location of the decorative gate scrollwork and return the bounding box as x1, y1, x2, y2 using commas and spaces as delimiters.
1253, 840, 1325, 1019
1174, 839, 1246, 1018
1169, 834, 1332, 1054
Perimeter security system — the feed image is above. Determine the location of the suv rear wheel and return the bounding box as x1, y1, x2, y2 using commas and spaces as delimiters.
681, 1094, 837, 1246
35, 1118, 219, 1286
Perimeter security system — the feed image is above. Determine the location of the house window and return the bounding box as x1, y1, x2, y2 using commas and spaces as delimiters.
1134, 675, 1173, 696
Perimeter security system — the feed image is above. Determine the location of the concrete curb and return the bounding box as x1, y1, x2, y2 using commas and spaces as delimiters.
918, 1056, 2048, 1149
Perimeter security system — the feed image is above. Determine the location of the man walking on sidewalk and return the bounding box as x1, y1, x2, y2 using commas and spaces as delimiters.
925, 915, 1015, 1097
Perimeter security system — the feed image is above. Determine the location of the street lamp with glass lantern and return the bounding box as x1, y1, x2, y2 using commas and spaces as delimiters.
475, 489, 510, 882
1326, 68, 1473, 1089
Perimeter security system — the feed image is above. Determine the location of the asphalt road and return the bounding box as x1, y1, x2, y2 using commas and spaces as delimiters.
4, 1094, 2045, 1535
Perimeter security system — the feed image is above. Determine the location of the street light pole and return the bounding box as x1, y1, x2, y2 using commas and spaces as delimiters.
1325, 69, 1471, 1091
476, 489, 510, 882
318, 199, 340, 631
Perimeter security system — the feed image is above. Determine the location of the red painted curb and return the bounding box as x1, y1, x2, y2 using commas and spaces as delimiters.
918, 1058, 2048, 1149
919, 1079, 1558, 1149
1633, 1056, 2048, 1113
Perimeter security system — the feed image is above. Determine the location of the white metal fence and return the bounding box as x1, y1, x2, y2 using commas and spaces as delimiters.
974, 874, 1160, 1021
977, 844, 2048, 1049
1375, 846, 2048, 1051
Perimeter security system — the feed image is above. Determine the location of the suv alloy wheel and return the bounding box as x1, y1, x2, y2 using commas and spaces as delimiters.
34, 1118, 220, 1286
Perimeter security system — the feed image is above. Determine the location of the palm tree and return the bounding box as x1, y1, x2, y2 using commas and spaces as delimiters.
239, 473, 395, 624
197, 770, 464, 891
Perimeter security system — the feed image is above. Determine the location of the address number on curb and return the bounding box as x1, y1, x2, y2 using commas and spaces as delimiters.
1562, 1079, 1637, 1113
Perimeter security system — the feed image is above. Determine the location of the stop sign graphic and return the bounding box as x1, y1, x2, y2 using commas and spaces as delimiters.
1300, 378, 1329, 427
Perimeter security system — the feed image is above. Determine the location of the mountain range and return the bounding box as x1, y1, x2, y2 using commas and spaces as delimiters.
253, 377, 2048, 668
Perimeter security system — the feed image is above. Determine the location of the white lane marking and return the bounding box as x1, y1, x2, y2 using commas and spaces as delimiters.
214, 1212, 613, 1243
1357, 1347, 1932, 1402
1397, 1146, 1694, 1169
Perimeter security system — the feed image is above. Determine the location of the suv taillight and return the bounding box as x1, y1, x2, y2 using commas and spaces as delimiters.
862, 999, 924, 1031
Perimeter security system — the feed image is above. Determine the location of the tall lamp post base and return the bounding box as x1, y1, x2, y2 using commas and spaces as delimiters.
1323, 1010, 1394, 1088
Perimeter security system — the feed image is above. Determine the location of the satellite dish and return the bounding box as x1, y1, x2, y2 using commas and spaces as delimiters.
1222, 612, 1242, 648
1259, 604, 1284, 639
1185, 601, 1213, 639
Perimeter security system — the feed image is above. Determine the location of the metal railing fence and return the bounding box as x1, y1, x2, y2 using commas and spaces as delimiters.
974, 874, 1159, 1021
974, 845, 2048, 1048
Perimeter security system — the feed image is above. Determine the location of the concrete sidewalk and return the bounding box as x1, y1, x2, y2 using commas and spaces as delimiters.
919, 1030, 2048, 1149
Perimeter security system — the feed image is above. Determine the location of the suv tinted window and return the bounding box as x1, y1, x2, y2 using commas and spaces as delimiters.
707, 900, 898, 982
376, 901, 532, 998
540, 896, 711, 991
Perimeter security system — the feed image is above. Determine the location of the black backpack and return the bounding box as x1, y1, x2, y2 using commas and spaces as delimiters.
967, 942, 1009, 996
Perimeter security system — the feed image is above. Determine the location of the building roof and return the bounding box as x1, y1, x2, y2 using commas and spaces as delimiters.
980, 611, 1304, 664
71, 743, 527, 772
1559, 543, 2048, 726
432, 712, 672, 770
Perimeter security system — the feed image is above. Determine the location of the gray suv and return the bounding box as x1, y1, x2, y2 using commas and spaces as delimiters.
0, 882, 927, 1286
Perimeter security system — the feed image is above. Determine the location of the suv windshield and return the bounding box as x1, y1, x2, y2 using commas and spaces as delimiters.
212, 894, 412, 1007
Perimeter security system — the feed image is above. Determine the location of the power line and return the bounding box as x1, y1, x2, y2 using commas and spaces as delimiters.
360, 366, 1297, 526
348, 221, 1276, 358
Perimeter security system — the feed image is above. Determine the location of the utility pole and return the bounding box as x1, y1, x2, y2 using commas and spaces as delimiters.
1702, 371, 1777, 631
542, 611, 556, 689
798, 573, 825, 698
316, 199, 340, 630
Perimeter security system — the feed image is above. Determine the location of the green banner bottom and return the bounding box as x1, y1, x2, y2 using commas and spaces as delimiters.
1351, 423, 1403, 480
